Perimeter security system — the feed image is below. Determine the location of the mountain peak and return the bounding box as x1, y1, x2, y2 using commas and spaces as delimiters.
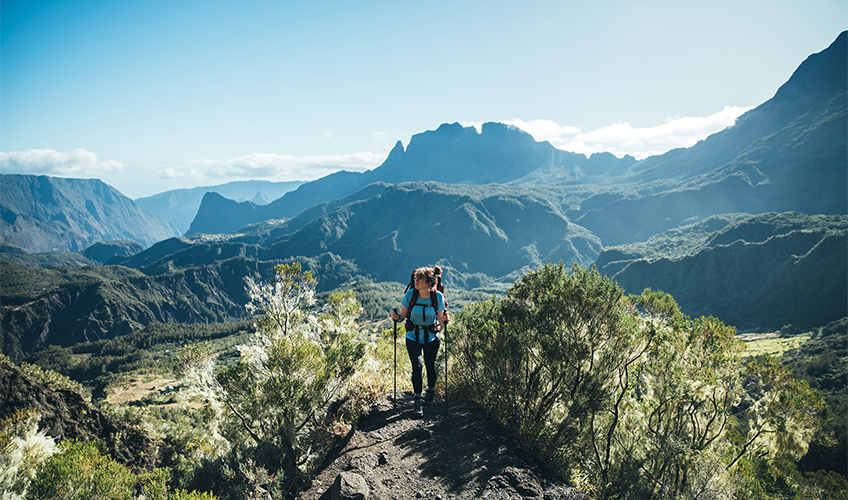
772, 30, 847, 105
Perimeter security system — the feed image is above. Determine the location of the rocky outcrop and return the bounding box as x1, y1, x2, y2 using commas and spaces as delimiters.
0, 358, 157, 472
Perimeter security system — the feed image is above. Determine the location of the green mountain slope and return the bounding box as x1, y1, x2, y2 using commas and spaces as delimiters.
0, 260, 258, 361
598, 212, 847, 330
0, 174, 180, 252
208, 182, 602, 288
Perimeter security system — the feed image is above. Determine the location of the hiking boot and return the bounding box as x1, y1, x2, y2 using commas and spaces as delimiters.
413, 395, 423, 416
423, 388, 435, 405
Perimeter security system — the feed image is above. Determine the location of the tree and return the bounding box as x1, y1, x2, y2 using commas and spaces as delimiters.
175, 263, 366, 495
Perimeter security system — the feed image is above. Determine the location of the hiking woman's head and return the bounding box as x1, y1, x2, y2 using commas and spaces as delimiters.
414, 265, 442, 289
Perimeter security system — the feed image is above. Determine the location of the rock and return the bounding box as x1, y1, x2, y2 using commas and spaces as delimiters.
378, 450, 389, 465
347, 452, 379, 472
405, 427, 432, 440
483, 466, 544, 499
503, 466, 544, 497
330, 471, 370, 500
544, 486, 590, 500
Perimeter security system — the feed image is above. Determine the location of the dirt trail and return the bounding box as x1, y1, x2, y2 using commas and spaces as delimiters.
298, 393, 586, 500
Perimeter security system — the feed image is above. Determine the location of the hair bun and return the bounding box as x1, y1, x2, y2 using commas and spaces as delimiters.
433, 265, 442, 276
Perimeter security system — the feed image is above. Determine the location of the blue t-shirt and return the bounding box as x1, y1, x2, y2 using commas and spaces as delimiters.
402, 289, 445, 344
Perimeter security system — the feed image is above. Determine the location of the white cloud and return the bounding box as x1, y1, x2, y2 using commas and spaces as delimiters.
0, 148, 129, 176
500, 106, 752, 159
158, 167, 186, 179
159, 151, 389, 182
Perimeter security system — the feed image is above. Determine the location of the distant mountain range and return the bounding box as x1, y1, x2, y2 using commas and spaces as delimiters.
185, 33, 846, 244
597, 212, 847, 331
1, 31, 845, 360
135, 180, 303, 234
186, 124, 638, 236
0, 174, 181, 252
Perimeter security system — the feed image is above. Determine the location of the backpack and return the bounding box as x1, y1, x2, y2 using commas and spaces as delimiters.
403, 269, 448, 340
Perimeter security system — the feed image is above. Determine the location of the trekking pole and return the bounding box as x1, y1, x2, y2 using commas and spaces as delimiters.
392, 308, 398, 410
444, 315, 449, 414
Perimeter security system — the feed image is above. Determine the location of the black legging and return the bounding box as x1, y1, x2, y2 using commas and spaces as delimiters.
406, 336, 440, 394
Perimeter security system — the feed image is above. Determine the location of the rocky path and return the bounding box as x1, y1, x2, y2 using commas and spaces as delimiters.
298, 393, 586, 500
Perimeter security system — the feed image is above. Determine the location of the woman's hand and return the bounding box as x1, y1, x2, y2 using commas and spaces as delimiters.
391, 309, 401, 322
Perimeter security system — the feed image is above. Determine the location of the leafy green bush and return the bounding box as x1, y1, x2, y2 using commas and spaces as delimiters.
27, 439, 136, 500
25, 439, 218, 500
452, 262, 827, 498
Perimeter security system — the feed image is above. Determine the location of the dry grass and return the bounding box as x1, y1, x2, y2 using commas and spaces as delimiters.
104, 375, 182, 405
737, 332, 811, 358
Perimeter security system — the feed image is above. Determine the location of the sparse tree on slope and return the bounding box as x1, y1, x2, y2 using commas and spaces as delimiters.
175, 263, 365, 495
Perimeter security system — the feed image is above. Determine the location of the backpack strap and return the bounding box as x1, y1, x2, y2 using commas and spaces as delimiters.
407, 288, 443, 345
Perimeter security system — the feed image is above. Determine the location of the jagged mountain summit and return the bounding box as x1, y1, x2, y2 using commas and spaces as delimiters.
186, 123, 637, 235
0, 174, 180, 253
188, 32, 847, 249
135, 179, 303, 235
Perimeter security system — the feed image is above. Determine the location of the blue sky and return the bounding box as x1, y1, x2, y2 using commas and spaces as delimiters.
1, 0, 845, 199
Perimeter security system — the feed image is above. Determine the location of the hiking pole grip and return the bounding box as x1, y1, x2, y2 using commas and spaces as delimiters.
392, 308, 398, 410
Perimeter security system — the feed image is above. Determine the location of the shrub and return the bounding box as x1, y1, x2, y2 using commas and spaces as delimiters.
27, 439, 136, 500
452, 262, 827, 498
0, 408, 58, 500
175, 262, 366, 496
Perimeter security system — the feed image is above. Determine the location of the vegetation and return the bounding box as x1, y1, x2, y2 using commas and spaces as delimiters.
25, 321, 254, 396
451, 262, 835, 499
173, 263, 367, 498
0, 408, 58, 499
3, 262, 844, 499
27, 439, 217, 500
0, 408, 214, 500
0, 250, 100, 268
783, 318, 847, 481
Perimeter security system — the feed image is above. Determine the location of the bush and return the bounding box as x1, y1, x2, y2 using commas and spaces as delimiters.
27, 439, 137, 500
452, 262, 827, 498
25, 439, 218, 500
175, 262, 366, 497
0, 408, 58, 499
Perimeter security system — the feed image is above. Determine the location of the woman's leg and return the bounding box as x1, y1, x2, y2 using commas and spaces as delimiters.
405, 338, 424, 395
422, 337, 441, 390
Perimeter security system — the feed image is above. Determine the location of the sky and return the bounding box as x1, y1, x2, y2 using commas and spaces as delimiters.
1, 0, 846, 199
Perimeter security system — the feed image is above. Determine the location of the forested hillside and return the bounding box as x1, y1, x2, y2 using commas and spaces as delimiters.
597, 212, 847, 330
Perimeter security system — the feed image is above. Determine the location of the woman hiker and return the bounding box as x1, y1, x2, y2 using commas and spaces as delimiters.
391, 265, 449, 416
